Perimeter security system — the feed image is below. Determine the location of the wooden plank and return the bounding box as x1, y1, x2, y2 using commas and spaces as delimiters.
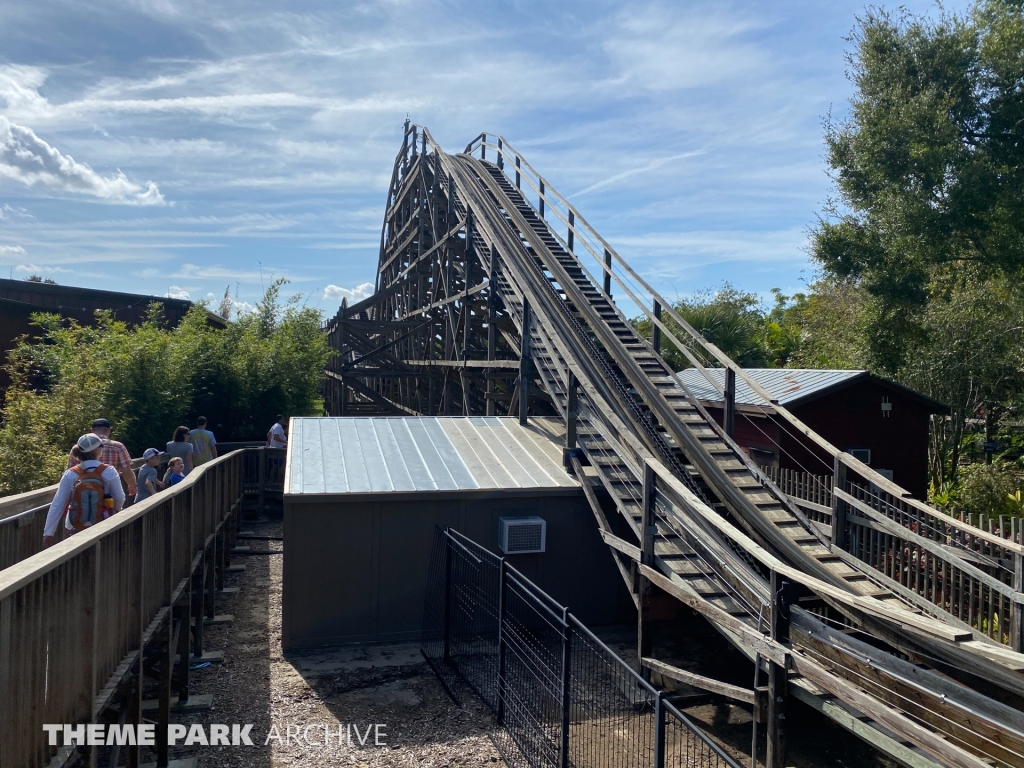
638, 563, 789, 667
643, 657, 756, 704
402, 359, 520, 368
790, 683, 944, 768
600, 530, 641, 561
646, 458, 973, 643
792, 609, 1024, 765
789, 652, 995, 768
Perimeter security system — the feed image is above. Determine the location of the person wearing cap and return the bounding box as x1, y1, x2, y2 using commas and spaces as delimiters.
67, 418, 137, 497
135, 448, 165, 504
43, 433, 126, 548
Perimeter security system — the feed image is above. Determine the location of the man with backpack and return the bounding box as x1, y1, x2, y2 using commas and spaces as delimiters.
67, 418, 137, 498
43, 433, 125, 549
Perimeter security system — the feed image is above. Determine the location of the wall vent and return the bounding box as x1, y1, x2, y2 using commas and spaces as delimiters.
499, 516, 546, 555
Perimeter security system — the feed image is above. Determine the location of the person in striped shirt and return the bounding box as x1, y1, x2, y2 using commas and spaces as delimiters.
67, 418, 137, 497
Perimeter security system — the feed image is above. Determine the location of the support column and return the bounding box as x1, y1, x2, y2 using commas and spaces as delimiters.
486, 245, 498, 417
603, 248, 612, 297
832, 456, 848, 551
724, 367, 736, 438
1013, 553, 1023, 652
652, 301, 661, 354
767, 570, 789, 768
519, 298, 531, 426
539, 180, 545, 219
567, 211, 575, 253
638, 462, 656, 678
564, 372, 578, 468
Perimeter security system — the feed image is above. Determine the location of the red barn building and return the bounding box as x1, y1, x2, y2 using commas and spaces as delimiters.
675, 368, 949, 499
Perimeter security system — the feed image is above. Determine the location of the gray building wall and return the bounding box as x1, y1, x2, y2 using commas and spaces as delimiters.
283, 490, 634, 649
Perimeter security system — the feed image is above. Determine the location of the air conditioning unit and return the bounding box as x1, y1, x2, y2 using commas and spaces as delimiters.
499, 516, 547, 555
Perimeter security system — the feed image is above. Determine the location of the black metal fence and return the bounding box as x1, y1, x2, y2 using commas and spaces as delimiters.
422, 527, 742, 768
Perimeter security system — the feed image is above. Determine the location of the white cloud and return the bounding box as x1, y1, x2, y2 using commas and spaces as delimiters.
0, 203, 32, 219
0, 245, 27, 256
602, 4, 774, 92
324, 282, 374, 304
231, 299, 255, 316
166, 285, 190, 299
15, 263, 72, 273
0, 116, 166, 205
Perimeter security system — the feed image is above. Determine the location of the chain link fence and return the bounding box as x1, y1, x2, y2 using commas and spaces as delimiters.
422, 527, 742, 768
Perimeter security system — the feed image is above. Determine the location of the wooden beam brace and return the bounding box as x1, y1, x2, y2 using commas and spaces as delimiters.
639, 563, 789, 667
642, 657, 756, 704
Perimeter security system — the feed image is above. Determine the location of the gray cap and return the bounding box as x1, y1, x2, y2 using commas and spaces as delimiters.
77, 433, 103, 453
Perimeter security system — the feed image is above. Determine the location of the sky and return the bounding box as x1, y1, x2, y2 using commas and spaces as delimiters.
0, 0, 966, 317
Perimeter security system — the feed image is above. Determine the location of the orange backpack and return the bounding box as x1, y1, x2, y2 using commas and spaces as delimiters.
67, 464, 109, 531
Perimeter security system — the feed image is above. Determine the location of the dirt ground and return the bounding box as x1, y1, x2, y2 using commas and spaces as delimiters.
157, 519, 896, 768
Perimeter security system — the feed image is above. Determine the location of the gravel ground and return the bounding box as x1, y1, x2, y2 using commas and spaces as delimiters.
164, 519, 502, 767
148, 519, 891, 768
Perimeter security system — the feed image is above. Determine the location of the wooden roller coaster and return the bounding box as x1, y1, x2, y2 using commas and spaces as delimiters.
325, 122, 1024, 768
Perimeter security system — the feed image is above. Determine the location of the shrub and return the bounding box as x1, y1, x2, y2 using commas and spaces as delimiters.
0, 280, 328, 495
949, 463, 1024, 519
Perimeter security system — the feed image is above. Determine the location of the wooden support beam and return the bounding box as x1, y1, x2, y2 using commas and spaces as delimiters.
642, 657, 757, 704
570, 455, 638, 608
724, 367, 736, 439
789, 652, 995, 768
639, 564, 790, 668
519, 298, 531, 426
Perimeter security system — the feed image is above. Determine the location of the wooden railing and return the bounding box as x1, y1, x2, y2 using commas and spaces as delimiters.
762, 465, 1024, 648
0, 446, 285, 573
0, 450, 243, 768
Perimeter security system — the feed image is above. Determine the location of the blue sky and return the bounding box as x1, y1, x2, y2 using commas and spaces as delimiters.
0, 0, 965, 316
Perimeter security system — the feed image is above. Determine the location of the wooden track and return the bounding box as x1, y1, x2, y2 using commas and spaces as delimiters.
324, 123, 1024, 768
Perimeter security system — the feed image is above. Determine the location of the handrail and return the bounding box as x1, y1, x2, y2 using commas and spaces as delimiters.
0, 449, 244, 767
462, 131, 1024, 557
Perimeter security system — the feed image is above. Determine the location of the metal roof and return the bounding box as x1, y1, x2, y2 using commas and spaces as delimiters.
674, 368, 866, 408
286, 416, 578, 496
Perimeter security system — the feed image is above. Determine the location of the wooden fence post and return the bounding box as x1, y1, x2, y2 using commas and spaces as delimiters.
832, 456, 847, 551
638, 462, 656, 678
564, 372, 578, 468
724, 367, 736, 439
652, 300, 662, 354
767, 570, 788, 768
519, 299, 531, 426
1013, 553, 1024, 653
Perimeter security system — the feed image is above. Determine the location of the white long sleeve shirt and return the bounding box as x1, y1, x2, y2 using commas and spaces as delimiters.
43, 460, 125, 537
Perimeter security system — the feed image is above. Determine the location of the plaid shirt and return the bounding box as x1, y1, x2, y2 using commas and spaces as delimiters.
68, 439, 134, 487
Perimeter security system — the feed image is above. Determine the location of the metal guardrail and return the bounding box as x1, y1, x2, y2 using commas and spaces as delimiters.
0, 450, 244, 768
422, 527, 742, 768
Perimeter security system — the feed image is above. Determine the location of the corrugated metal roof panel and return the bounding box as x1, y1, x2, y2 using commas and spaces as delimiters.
286, 416, 577, 496
674, 368, 865, 407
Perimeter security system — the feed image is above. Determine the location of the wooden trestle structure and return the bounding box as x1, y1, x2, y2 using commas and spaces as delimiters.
325, 123, 1024, 768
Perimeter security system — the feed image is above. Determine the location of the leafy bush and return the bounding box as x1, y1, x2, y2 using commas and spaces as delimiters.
0, 280, 328, 494
942, 463, 1024, 519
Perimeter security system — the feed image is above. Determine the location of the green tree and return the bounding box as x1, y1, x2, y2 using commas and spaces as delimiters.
634, 284, 770, 370
0, 281, 329, 495
814, 1, 1024, 373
